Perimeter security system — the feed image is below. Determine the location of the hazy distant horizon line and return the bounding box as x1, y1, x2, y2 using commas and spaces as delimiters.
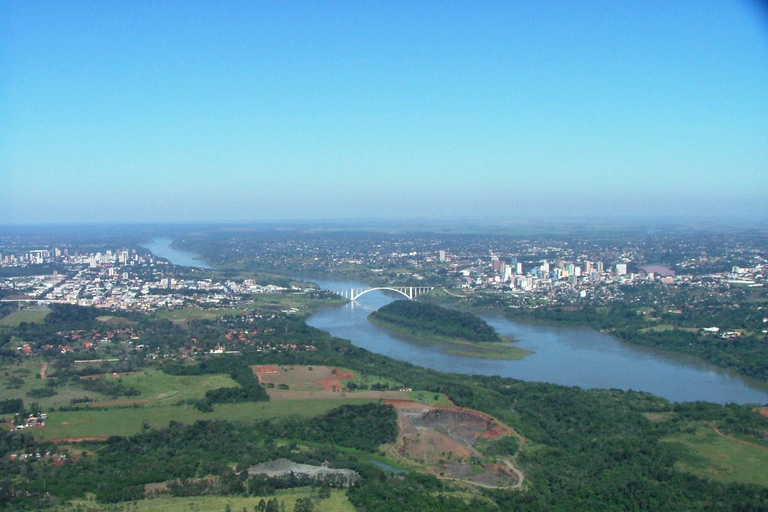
1, 212, 766, 230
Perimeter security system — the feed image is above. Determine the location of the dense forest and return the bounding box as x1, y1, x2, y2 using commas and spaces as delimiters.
369, 300, 501, 343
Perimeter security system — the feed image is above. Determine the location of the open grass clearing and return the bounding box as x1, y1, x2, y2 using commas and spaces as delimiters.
154, 307, 244, 323
643, 412, 676, 423
32, 398, 379, 439
445, 341, 533, 360
243, 293, 346, 314
663, 424, 768, 487
408, 391, 454, 407
0, 308, 51, 326
0, 362, 115, 412
70, 487, 354, 512
0, 366, 240, 412
95, 315, 136, 325
117, 369, 238, 404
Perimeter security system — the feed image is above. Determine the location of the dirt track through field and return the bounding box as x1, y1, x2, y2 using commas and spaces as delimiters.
713, 424, 768, 452
40, 362, 48, 380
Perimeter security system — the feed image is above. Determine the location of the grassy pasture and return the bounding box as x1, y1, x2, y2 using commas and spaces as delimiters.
408, 390, 454, 407
154, 307, 244, 323
0, 362, 118, 412
117, 370, 237, 404
0, 308, 50, 326
70, 487, 354, 512
95, 315, 136, 325
32, 398, 378, 439
243, 293, 346, 314
0, 366, 241, 412
664, 424, 768, 487
342, 371, 403, 390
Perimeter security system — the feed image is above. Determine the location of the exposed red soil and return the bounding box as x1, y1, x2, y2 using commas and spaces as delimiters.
40, 362, 48, 380
252, 365, 280, 383
47, 436, 109, 443
314, 368, 355, 391
480, 423, 513, 439
89, 398, 151, 407
756, 407, 768, 419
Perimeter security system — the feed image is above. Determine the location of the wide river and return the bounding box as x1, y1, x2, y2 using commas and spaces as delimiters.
147, 240, 768, 404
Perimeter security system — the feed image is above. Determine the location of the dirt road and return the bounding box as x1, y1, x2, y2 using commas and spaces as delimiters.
712, 424, 768, 453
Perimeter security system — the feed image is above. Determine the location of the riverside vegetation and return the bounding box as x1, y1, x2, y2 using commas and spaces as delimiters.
368, 300, 531, 360
1, 304, 768, 510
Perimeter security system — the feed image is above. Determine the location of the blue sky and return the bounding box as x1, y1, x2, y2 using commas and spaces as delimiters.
1, 1, 767, 224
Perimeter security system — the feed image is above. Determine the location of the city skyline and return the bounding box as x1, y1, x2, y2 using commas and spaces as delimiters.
2, 1, 767, 224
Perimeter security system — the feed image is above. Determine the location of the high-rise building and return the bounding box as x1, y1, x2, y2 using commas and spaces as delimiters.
438, 250, 446, 262
491, 254, 503, 272
596, 261, 604, 273
616, 263, 628, 276
516, 262, 523, 274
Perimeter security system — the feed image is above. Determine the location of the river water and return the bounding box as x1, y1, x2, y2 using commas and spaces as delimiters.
141, 238, 213, 269
146, 241, 768, 404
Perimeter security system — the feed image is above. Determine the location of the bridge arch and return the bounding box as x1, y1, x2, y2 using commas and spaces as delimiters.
333, 286, 434, 301
352, 287, 413, 301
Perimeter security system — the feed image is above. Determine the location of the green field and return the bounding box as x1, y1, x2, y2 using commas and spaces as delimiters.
342, 371, 402, 390
95, 315, 137, 325
117, 370, 238, 403
0, 366, 241, 411
0, 308, 51, 326
32, 398, 379, 439
663, 424, 768, 486
408, 390, 454, 407
71, 487, 354, 512
444, 339, 533, 360
154, 307, 244, 323
243, 293, 346, 314
152, 294, 346, 324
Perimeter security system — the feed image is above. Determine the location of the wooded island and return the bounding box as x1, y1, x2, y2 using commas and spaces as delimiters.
369, 300, 500, 343
368, 300, 530, 359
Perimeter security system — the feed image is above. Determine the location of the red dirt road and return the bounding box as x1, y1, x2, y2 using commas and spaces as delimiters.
713, 425, 768, 453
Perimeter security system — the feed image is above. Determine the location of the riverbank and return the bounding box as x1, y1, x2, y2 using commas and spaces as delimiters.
368, 316, 532, 360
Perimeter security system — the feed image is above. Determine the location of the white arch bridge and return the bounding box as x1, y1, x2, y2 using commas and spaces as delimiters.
333, 286, 434, 301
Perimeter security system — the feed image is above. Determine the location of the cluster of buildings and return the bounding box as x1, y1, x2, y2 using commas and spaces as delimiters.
0, 247, 297, 313
454, 252, 641, 294
441, 249, 766, 307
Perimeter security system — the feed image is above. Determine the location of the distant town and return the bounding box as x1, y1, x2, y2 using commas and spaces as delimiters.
1, 236, 765, 316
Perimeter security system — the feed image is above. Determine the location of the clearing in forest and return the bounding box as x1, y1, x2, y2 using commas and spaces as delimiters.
663, 423, 768, 487
385, 400, 526, 489
253, 364, 412, 401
